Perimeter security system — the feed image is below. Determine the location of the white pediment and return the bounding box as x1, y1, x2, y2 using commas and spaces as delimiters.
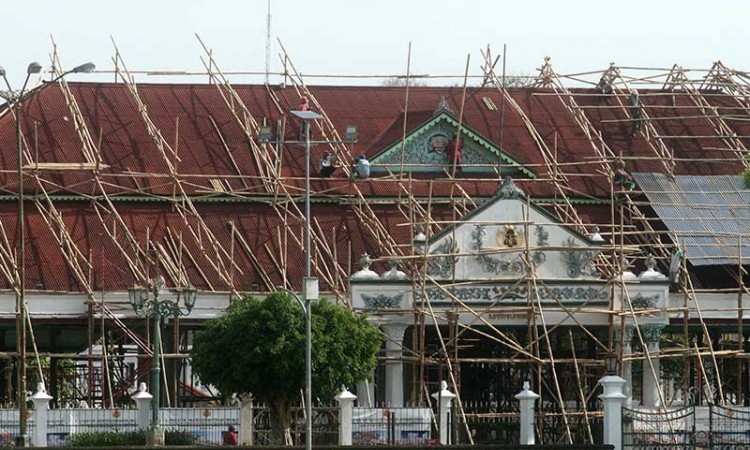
425, 177, 601, 281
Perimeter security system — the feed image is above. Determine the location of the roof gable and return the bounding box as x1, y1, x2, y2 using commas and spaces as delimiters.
369, 110, 535, 178
425, 177, 602, 281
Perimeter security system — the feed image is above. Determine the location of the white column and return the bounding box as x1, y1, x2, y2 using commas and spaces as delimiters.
599, 375, 627, 450
431, 381, 456, 445
616, 325, 634, 405
239, 394, 253, 446
383, 324, 408, 407
514, 381, 539, 445
131, 382, 153, 430
641, 325, 663, 408
335, 387, 357, 446
30, 383, 53, 448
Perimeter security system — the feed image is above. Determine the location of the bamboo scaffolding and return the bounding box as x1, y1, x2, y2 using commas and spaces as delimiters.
8, 47, 750, 416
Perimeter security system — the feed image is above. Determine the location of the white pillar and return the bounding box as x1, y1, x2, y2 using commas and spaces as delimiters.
239, 394, 253, 446
514, 381, 539, 445
383, 324, 408, 407
30, 383, 53, 448
616, 325, 634, 405
131, 382, 153, 430
599, 375, 627, 450
335, 387, 357, 446
641, 325, 663, 408
431, 381, 456, 445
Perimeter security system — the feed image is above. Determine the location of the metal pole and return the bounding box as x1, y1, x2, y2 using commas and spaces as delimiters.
304, 119, 312, 450
304, 120, 311, 279
16, 71, 32, 448
151, 288, 162, 432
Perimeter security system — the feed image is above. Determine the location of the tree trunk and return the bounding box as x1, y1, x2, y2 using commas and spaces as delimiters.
269, 399, 294, 446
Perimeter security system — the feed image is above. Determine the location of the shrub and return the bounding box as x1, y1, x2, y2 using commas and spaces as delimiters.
68, 429, 196, 447
165, 429, 197, 445
68, 430, 144, 447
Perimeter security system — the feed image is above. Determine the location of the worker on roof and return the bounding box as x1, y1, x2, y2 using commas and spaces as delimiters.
628, 90, 642, 135
354, 154, 370, 179
595, 76, 613, 104
319, 150, 336, 177
447, 131, 463, 175
299, 96, 310, 112
613, 159, 635, 191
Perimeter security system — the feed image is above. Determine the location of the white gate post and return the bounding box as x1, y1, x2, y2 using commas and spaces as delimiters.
599, 375, 627, 450
239, 394, 254, 446
515, 381, 539, 445
131, 382, 153, 430
30, 383, 53, 447
335, 387, 357, 446
431, 381, 456, 445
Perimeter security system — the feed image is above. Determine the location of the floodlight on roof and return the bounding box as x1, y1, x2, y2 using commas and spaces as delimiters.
345, 125, 358, 142
291, 110, 323, 120
259, 125, 273, 142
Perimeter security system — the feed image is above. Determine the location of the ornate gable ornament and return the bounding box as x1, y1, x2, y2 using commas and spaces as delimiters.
497, 176, 524, 200
434, 96, 454, 115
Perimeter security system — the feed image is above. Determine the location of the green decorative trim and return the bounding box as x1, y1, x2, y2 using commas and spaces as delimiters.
497, 176, 524, 199
560, 237, 599, 278
362, 294, 403, 309
534, 225, 549, 266
427, 237, 458, 278
640, 325, 666, 343
371, 111, 535, 178
615, 325, 635, 342
414, 284, 609, 304
631, 293, 659, 310
472, 225, 524, 274
471, 224, 548, 275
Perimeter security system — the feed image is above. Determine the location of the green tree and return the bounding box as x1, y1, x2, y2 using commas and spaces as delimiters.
381, 76, 428, 87
191, 293, 382, 445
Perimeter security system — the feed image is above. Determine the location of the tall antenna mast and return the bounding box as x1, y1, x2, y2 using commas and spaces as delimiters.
265, 0, 271, 84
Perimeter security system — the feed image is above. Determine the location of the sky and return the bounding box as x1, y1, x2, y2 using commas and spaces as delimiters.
1, 0, 748, 88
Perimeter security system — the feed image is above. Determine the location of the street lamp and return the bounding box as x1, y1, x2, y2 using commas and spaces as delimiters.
260, 111, 355, 450
128, 275, 197, 446
0, 60, 95, 447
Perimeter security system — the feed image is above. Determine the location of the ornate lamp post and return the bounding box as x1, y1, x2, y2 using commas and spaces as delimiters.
128, 275, 197, 446
0, 61, 95, 448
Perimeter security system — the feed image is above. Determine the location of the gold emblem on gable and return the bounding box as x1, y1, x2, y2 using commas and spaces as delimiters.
497, 225, 525, 248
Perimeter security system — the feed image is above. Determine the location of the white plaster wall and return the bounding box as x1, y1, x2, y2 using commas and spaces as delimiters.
427, 197, 599, 281
0, 291, 234, 320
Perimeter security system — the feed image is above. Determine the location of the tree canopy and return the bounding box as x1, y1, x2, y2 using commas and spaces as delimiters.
191, 292, 382, 416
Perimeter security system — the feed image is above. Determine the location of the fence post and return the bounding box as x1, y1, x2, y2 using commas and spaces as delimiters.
515, 381, 539, 445
431, 381, 456, 445
335, 387, 357, 446
131, 382, 153, 430
599, 375, 627, 450
30, 383, 52, 448
239, 394, 254, 446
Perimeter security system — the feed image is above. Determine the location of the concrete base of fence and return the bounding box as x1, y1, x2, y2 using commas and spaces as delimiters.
146, 425, 165, 446
240, 394, 254, 446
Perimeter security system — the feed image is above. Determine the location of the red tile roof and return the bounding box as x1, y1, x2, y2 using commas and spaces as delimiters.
0, 81, 743, 292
